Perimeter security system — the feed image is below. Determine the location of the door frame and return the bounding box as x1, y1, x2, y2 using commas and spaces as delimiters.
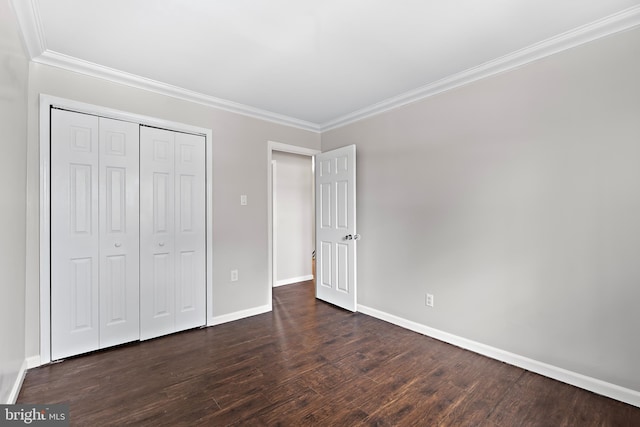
267, 141, 320, 308
39, 94, 214, 364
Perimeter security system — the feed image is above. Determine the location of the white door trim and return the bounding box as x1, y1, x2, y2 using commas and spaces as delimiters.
39, 94, 214, 364
267, 141, 320, 308
271, 159, 278, 290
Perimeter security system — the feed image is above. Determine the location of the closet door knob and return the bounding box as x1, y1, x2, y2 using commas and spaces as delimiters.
114, 242, 121, 248
159, 242, 165, 247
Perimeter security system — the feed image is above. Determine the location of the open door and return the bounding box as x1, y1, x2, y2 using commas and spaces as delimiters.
315, 145, 358, 311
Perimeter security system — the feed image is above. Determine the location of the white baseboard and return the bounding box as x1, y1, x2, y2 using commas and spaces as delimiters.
208, 304, 271, 326
26, 355, 41, 369
6, 359, 28, 404
274, 275, 313, 287
358, 304, 640, 408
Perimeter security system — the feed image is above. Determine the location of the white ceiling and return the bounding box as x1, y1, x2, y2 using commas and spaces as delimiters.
13, 0, 640, 130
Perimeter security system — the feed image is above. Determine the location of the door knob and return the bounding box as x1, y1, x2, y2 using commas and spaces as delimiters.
353, 234, 361, 240
114, 242, 121, 248
344, 234, 353, 240
159, 242, 165, 247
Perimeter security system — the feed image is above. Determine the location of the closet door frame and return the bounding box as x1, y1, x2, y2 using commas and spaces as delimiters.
39, 94, 214, 364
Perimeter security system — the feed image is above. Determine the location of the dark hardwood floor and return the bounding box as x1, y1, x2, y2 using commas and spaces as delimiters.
19, 281, 640, 426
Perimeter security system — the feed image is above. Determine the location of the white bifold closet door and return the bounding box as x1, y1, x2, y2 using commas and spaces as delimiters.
139, 126, 206, 340
51, 109, 140, 360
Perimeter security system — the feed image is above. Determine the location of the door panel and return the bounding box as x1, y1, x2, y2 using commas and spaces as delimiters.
69, 257, 94, 330
140, 128, 205, 339
51, 109, 100, 360
152, 252, 172, 316
315, 145, 357, 311
174, 132, 206, 331
336, 243, 349, 293
98, 117, 140, 348
140, 127, 176, 340
337, 180, 349, 229
320, 183, 332, 228
70, 165, 92, 233
320, 242, 332, 288
105, 167, 125, 231
103, 255, 126, 323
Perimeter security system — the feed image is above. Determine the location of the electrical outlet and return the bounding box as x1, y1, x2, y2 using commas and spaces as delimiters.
231, 269, 239, 282
426, 293, 434, 307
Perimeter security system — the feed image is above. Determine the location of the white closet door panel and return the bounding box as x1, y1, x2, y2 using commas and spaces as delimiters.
99, 117, 140, 348
51, 109, 100, 360
174, 133, 206, 331
140, 127, 176, 340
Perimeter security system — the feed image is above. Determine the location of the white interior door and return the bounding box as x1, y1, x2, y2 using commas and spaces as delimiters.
174, 132, 206, 331
140, 127, 176, 339
98, 117, 140, 348
140, 127, 206, 340
315, 145, 357, 311
52, 110, 141, 360
51, 109, 100, 360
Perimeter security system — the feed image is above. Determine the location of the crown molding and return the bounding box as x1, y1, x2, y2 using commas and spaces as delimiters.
10, 0, 46, 58
320, 5, 640, 132
12, 0, 640, 134
9, 0, 320, 132
32, 51, 321, 132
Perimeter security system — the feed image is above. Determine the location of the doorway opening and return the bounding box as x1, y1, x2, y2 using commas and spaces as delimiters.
267, 142, 320, 308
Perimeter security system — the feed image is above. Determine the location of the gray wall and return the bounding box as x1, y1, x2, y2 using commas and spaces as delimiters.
322, 27, 640, 392
24, 63, 320, 359
0, 0, 29, 403
273, 151, 314, 283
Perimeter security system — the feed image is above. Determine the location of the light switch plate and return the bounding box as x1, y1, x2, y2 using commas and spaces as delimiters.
426, 293, 434, 307
240, 195, 247, 205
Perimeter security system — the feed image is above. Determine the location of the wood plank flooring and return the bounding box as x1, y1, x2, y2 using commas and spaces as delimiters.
19, 281, 640, 426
